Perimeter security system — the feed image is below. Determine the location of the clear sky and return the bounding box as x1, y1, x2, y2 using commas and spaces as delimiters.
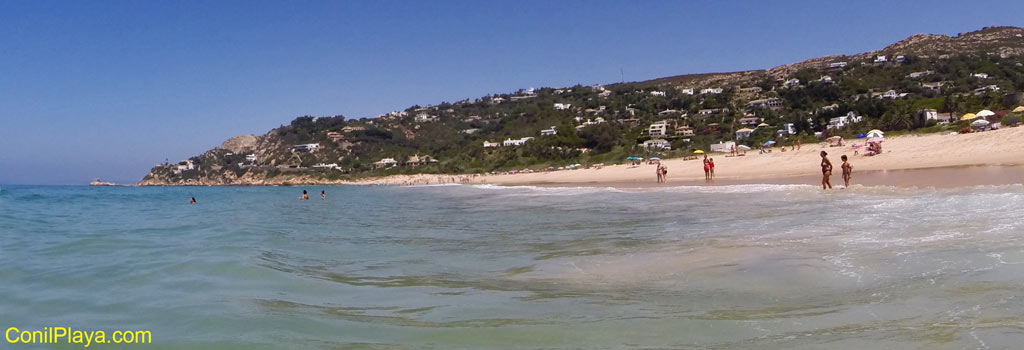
1, 0, 1021, 185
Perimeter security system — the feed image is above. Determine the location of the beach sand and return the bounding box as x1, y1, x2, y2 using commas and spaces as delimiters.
478, 126, 1024, 188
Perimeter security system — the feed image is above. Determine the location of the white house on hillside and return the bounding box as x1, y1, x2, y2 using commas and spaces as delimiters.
680, 88, 695, 95
650, 91, 666, 97
643, 139, 671, 150
503, 137, 534, 147
701, 88, 723, 94
540, 126, 558, 136
554, 103, 572, 110
710, 141, 736, 153
735, 128, 754, 140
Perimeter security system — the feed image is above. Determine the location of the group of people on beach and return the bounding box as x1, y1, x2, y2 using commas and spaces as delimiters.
819, 151, 853, 189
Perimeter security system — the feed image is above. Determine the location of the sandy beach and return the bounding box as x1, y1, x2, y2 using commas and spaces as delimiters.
359, 127, 1024, 188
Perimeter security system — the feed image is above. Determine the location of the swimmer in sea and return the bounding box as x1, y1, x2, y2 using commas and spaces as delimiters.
321, 190, 326, 200
301, 190, 309, 200
820, 151, 833, 189
841, 155, 852, 188
190, 197, 196, 204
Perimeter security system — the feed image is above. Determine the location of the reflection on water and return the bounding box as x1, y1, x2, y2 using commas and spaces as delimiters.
1, 183, 1023, 349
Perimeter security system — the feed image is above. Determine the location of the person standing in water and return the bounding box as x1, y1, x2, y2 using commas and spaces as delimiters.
841, 155, 852, 188
321, 190, 326, 200
301, 190, 309, 200
820, 151, 833, 189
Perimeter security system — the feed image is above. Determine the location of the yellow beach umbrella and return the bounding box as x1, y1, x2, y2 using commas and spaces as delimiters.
1013, 106, 1024, 113
693, 150, 705, 154
959, 113, 977, 121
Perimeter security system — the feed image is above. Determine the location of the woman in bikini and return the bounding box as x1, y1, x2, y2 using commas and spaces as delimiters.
820, 151, 833, 189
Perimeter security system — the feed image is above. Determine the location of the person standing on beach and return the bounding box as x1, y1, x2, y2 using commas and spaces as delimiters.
321, 190, 326, 200
660, 163, 668, 183
709, 158, 716, 179
841, 155, 852, 188
301, 190, 309, 200
797, 139, 801, 151
655, 163, 662, 183
820, 151, 833, 189
703, 155, 710, 180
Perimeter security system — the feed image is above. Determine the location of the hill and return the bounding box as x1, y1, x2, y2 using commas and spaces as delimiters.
139, 26, 1024, 185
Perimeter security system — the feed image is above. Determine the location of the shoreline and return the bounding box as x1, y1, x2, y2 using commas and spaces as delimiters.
134, 127, 1024, 189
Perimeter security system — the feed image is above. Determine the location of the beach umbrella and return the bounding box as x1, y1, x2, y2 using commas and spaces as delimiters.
867, 137, 884, 143
693, 150, 705, 154
866, 129, 885, 138
1013, 106, 1024, 113
960, 113, 978, 121
971, 119, 991, 127
763, 140, 777, 146
649, 157, 661, 161
976, 109, 995, 118
737, 145, 751, 151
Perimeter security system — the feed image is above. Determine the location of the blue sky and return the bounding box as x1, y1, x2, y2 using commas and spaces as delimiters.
1, 0, 1022, 185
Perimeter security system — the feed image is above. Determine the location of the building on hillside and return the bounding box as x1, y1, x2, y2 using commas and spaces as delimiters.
739, 117, 761, 127
680, 88, 695, 95
650, 91, 666, 97
747, 98, 783, 110
503, 137, 533, 147
373, 158, 398, 169
895, 55, 906, 63
341, 126, 365, 133
816, 76, 834, 84
907, 70, 934, 78
540, 126, 558, 136
642, 139, 671, 150
554, 103, 572, 110
675, 125, 695, 136
738, 86, 763, 93
706, 123, 720, 132
874, 55, 888, 63
783, 78, 801, 87
872, 90, 907, 99
921, 81, 948, 93
701, 88, 723, 94
933, 112, 955, 124
245, 154, 257, 163
483, 141, 500, 148
173, 159, 196, 174
699, 108, 729, 115
406, 155, 438, 167
648, 120, 674, 138
491, 97, 506, 104
974, 85, 1000, 96
822, 103, 839, 111
312, 163, 341, 170
710, 141, 736, 153
826, 61, 848, 70
462, 128, 481, 134
326, 131, 343, 142
293, 143, 320, 153
971, 73, 989, 79
735, 128, 754, 140
415, 113, 438, 123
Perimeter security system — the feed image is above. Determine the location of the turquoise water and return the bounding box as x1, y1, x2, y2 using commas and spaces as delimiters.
2, 184, 1024, 349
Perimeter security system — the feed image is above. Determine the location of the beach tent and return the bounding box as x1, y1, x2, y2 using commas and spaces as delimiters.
763, 140, 776, 146
693, 150, 705, 154
971, 119, 991, 127
976, 110, 995, 118
737, 145, 751, 151
960, 113, 978, 121
856, 133, 867, 138
866, 129, 884, 138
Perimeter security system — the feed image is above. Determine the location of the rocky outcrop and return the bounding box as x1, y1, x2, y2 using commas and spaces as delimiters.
219, 134, 259, 153
90, 178, 116, 186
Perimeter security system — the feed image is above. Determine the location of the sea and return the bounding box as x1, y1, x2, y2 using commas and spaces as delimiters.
2, 183, 1023, 349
